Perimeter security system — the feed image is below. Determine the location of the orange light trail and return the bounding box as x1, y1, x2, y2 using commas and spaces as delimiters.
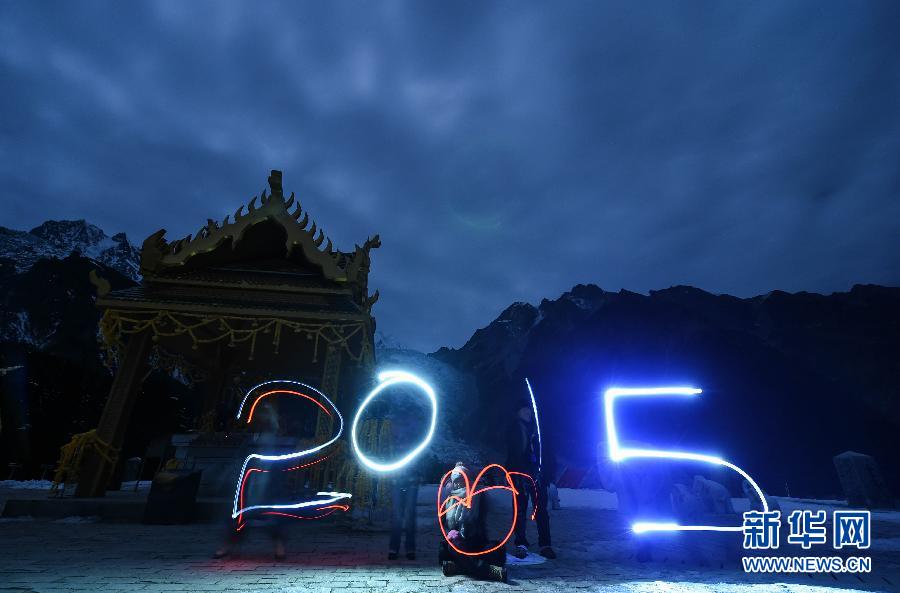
284, 453, 331, 472
237, 467, 264, 529
246, 389, 332, 424
509, 471, 538, 521
235, 454, 335, 529
261, 505, 350, 520
437, 463, 526, 557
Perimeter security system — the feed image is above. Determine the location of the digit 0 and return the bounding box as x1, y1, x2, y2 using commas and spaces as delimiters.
351, 371, 438, 473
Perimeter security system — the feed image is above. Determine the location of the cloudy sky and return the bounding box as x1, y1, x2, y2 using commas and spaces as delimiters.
1, 1, 898, 351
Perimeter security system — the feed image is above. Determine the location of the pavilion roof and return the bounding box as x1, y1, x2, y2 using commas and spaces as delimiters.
138, 170, 380, 287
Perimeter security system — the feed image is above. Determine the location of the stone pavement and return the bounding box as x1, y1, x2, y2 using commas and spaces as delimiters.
2, 498, 899, 593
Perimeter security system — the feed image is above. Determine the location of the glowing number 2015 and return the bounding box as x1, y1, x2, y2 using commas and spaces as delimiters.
231, 380, 351, 528
603, 386, 769, 534
351, 370, 438, 472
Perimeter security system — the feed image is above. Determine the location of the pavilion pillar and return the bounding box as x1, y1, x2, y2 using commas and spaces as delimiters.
315, 344, 342, 442
312, 344, 342, 489
199, 357, 227, 433
76, 330, 152, 498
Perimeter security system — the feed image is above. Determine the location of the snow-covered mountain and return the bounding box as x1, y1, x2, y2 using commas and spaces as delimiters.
0, 253, 136, 353
0, 219, 140, 354
0, 220, 140, 282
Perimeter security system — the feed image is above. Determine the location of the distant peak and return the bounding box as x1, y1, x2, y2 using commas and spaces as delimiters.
29, 219, 92, 234
650, 285, 710, 296
497, 301, 538, 321
3, 218, 140, 282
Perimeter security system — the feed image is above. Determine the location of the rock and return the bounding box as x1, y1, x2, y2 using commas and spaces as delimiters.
609, 459, 675, 518
548, 482, 561, 510
692, 475, 736, 514
833, 451, 894, 508
742, 479, 780, 512
122, 457, 142, 482
670, 482, 704, 520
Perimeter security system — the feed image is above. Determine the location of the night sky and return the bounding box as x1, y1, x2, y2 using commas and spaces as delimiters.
1, 1, 898, 352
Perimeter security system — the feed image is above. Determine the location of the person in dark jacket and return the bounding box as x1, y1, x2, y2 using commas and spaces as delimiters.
506, 397, 555, 559
438, 462, 508, 582
388, 415, 422, 560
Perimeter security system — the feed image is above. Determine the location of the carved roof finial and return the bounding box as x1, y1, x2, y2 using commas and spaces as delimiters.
268, 169, 283, 198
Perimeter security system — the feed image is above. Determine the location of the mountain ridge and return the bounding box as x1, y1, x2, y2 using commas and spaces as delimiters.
433, 282, 900, 498
0, 219, 140, 282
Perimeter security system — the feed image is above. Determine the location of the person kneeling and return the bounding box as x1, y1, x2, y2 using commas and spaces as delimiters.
438, 462, 508, 583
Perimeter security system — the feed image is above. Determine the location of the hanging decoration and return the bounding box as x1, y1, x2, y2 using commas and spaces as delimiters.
50, 430, 119, 496
100, 309, 369, 365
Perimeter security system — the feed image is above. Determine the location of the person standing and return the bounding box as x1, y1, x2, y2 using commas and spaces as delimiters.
214, 400, 286, 560
387, 414, 421, 560
506, 395, 555, 559
388, 464, 419, 560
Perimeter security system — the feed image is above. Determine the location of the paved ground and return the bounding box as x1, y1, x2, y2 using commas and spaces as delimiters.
2, 492, 899, 593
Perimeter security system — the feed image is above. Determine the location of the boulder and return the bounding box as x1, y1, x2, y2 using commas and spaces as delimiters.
742, 479, 780, 512
833, 451, 893, 509
692, 475, 736, 514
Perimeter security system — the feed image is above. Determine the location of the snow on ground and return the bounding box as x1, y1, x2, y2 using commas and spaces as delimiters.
771, 498, 900, 526
555, 487, 900, 525
6, 479, 900, 528
0, 479, 52, 490
54, 515, 99, 523
875, 537, 900, 552
119, 480, 152, 490
557, 487, 618, 509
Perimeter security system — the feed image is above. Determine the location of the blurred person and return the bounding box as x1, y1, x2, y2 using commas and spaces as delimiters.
388, 414, 422, 560
214, 400, 286, 560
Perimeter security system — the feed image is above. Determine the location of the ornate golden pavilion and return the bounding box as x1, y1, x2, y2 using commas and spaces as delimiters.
76, 170, 382, 500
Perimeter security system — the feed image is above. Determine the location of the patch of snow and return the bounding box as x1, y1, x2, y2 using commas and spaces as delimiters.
874, 536, 900, 551
54, 515, 99, 523
506, 551, 547, 565
541, 489, 900, 528
772, 497, 900, 525
568, 296, 593, 310
0, 479, 53, 490
557, 488, 618, 510
119, 481, 152, 490
0, 311, 58, 349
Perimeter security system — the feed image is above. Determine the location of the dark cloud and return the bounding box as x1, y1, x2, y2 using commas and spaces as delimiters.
1, 1, 898, 351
